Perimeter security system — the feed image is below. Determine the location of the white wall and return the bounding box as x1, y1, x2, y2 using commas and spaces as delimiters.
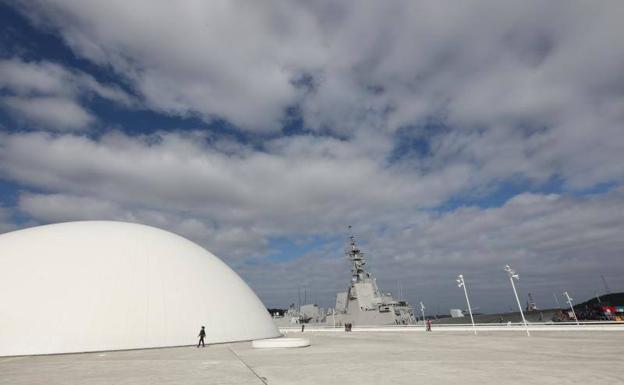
0, 221, 280, 356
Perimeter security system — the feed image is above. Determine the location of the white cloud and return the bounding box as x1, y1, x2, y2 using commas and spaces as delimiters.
17, 192, 269, 259
2, 96, 95, 131
247, 189, 624, 310
0, 130, 433, 233
0, 59, 67, 95
0, 58, 133, 104
2, 129, 623, 311
19, 1, 326, 132
19, 193, 125, 222
0, 58, 134, 130
0, 128, 482, 261
2, 1, 623, 310
360, 189, 624, 311
10, 0, 623, 187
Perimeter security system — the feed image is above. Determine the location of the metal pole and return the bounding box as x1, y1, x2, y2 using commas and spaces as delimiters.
563, 291, 580, 325
505, 265, 530, 336
509, 277, 530, 336
458, 275, 477, 335
420, 302, 426, 327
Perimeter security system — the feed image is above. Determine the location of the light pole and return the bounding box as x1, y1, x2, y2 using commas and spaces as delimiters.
420, 301, 426, 326
563, 291, 580, 325
457, 274, 477, 335
504, 265, 530, 336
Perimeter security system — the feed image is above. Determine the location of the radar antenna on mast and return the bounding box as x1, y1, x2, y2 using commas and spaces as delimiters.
346, 226, 367, 283
526, 292, 538, 312
601, 274, 612, 294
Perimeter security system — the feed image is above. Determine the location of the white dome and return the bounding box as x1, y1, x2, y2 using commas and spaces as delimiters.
0, 221, 280, 356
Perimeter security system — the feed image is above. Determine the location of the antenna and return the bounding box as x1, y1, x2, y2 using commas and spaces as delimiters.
553, 292, 561, 309
396, 280, 404, 299
601, 274, 612, 294
526, 292, 537, 312
348, 225, 355, 249
346, 226, 366, 284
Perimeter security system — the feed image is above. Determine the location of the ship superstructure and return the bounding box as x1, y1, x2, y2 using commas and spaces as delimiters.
332, 228, 416, 326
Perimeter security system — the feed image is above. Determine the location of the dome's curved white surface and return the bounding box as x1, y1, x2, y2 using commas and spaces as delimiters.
0, 221, 280, 356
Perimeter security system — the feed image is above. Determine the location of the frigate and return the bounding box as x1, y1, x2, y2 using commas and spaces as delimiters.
330, 229, 416, 326
274, 228, 416, 326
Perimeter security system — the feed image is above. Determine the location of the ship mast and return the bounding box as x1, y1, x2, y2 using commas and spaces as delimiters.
347, 226, 367, 283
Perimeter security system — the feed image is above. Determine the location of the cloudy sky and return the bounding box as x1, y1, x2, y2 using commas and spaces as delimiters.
1, 1, 623, 313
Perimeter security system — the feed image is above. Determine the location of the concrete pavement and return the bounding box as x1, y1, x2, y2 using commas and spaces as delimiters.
1, 330, 622, 385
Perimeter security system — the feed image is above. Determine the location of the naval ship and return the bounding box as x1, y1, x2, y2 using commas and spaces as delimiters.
274, 229, 416, 326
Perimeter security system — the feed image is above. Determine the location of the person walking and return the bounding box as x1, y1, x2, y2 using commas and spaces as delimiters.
426, 319, 432, 332
197, 326, 206, 348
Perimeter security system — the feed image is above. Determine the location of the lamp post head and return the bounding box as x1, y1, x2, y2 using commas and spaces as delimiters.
456, 274, 464, 287
504, 265, 519, 280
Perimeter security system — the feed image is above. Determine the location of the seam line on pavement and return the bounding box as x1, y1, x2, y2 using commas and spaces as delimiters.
227, 347, 268, 385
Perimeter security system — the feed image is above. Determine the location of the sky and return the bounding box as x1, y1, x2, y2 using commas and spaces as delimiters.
1, 1, 623, 313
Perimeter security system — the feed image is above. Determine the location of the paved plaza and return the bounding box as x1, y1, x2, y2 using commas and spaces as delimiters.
1, 330, 622, 385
